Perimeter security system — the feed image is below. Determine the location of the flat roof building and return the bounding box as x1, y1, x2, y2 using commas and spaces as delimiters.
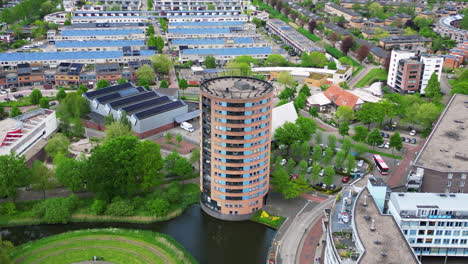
379, 35, 432, 50
200, 76, 274, 220
179, 47, 272, 63
50, 28, 145, 41
83, 82, 189, 138
266, 19, 324, 54
54, 40, 146, 52
411, 94, 468, 193
436, 15, 468, 43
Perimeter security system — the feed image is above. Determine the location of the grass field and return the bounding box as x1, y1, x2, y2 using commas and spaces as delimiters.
354, 68, 388, 88
12, 228, 197, 264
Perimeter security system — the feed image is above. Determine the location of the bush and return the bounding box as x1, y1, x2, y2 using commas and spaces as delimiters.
91, 199, 107, 215
164, 182, 182, 204
67, 194, 79, 210
0, 202, 16, 215
146, 198, 170, 217
105, 198, 135, 216
42, 197, 73, 224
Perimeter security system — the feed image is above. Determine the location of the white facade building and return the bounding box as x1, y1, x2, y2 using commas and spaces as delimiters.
0, 109, 58, 157
389, 192, 468, 257
419, 55, 443, 95
387, 50, 415, 89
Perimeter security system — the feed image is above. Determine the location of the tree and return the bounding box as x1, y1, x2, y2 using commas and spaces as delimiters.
342, 137, 353, 155
353, 142, 367, 156
413, 103, 441, 129
311, 164, 321, 184
0, 153, 29, 202
285, 158, 296, 174
30, 89, 43, 104
54, 153, 86, 192
338, 56, 353, 65
278, 71, 295, 87
327, 134, 337, 150
118, 78, 127, 84
356, 102, 385, 129
10, 106, 22, 117
294, 93, 307, 110
104, 121, 133, 142
96, 79, 110, 89
356, 45, 370, 62
178, 78, 188, 96
346, 153, 356, 173
176, 133, 183, 145
274, 122, 302, 145
264, 54, 288, 67
295, 116, 317, 142
207, 2, 215, 10
322, 147, 334, 165
339, 121, 350, 139
312, 145, 323, 164
77, 84, 88, 94
315, 132, 322, 145
56, 88, 67, 102
190, 148, 200, 165
271, 167, 309, 199
164, 152, 193, 177
369, 2, 384, 18
425, 72, 441, 102
204, 56, 216, 68
152, 54, 172, 75
136, 64, 155, 88
323, 166, 335, 185
278, 87, 296, 100
234, 55, 259, 66
45, 133, 70, 159
308, 20, 317, 33
147, 24, 155, 36
327, 61, 337, 70
335, 150, 346, 169
335, 105, 354, 123
300, 141, 310, 160
341, 37, 355, 55
367, 128, 384, 149
298, 160, 308, 176
147, 34, 157, 47
159, 80, 169, 88
352, 126, 368, 142
85, 136, 164, 200
31, 161, 54, 199
329, 32, 340, 46
156, 35, 164, 53
309, 52, 327, 68
389, 132, 402, 155
39, 98, 49, 109
0, 237, 14, 264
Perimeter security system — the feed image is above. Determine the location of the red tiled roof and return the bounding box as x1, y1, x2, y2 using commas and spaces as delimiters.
323, 84, 359, 108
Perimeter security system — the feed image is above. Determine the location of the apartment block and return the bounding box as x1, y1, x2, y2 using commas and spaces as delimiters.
152, 0, 245, 11
379, 35, 432, 51
200, 76, 274, 220
324, 3, 360, 21
436, 15, 468, 43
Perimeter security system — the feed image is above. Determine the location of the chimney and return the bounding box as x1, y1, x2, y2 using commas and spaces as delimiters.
370, 219, 376, 231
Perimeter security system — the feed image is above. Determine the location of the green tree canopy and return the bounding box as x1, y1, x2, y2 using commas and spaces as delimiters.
335, 105, 354, 123
265, 54, 288, 66
104, 121, 133, 142
136, 64, 156, 87
278, 71, 296, 87
56, 88, 67, 102
389, 132, 402, 152
152, 54, 172, 75
10, 106, 22, 117
96, 79, 110, 89
31, 160, 54, 199
352, 125, 368, 142
338, 121, 350, 139
53, 153, 86, 192
45, 133, 70, 159
0, 153, 29, 202
204, 56, 217, 68
30, 89, 43, 104
159, 80, 169, 88
425, 72, 441, 102
367, 128, 384, 149
299, 84, 311, 96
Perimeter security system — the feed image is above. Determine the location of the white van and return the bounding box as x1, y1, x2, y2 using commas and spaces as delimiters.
180, 122, 194, 132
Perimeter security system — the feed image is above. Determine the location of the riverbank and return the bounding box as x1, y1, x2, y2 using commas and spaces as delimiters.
11, 228, 197, 264
0, 183, 200, 227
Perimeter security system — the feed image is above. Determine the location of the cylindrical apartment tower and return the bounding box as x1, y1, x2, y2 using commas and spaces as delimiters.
199, 76, 274, 221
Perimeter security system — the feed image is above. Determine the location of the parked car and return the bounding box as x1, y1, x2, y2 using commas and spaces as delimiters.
307, 167, 313, 173
378, 142, 385, 148
321, 184, 327, 189
384, 142, 390, 149
0, 90, 6, 94
289, 174, 298, 180
357, 160, 364, 167
380, 132, 385, 137
280, 159, 287, 166
401, 136, 406, 142
384, 133, 390, 138
308, 158, 313, 165
410, 130, 416, 136
316, 182, 323, 187
410, 138, 417, 144
405, 138, 410, 143
329, 184, 336, 190
342, 176, 350, 183
319, 169, 324, 177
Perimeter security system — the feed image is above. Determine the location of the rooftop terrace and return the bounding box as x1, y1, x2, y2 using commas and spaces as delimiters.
201, 76, 273, 99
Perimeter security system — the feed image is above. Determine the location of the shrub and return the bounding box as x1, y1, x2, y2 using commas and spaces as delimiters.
42, 197, 73, 224
67, 194, 79, 210
91, 199, 107, 215
164, 182, 182, 204
146, 198, 170, 217
0, 202, 16, 215
105, 198, 135, 216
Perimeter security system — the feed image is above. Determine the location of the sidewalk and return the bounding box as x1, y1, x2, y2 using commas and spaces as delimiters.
298, 216, 325, 264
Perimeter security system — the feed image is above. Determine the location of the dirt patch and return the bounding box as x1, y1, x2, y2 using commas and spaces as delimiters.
154, 138, 197, 155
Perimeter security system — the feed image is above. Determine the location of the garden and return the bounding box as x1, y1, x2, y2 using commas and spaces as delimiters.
250, 210, 286, 230
354, 68, 388, 88
11, 228, 197, 264
155, 132, 198, 155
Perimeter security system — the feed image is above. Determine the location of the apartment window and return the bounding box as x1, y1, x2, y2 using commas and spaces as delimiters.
417, 238, 424, 244
448, 181, 452, 187
419, 230, 426, 235
445, 230, 452, 236
425, 238, 433, 244
456, 222, 463, 227
447, 222, 454, 227
452, 239, 459, 244
462, 174, 467, 180
410, 230, 417, 236
461, 239, 467, 245
438, 222, 445, 227
448, 173, 453, 179
434, 239, 441, 244
429, 222, 436, 226
454, 231, 461, 236
436, 230, 443, 236
427, 230, 435, 235
443, 239, 450, 244
461, 181, 465, 187
403, 229, 408, 235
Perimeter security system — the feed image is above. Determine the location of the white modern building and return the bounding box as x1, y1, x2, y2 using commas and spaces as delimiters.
389, 192, 468, 257
0, 109, 58, 159
152, 0, 246, 11
387, 50, 443, 94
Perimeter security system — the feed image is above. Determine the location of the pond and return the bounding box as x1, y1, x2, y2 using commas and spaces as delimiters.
1, 204, 275, 264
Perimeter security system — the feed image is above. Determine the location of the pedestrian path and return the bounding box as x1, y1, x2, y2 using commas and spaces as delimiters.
299, 216, 324, 264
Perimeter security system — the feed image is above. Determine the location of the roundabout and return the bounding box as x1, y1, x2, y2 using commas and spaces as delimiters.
11, 228, 197, 264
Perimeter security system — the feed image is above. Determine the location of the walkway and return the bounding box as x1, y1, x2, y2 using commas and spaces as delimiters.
298, 216, 324, 264
348, 65, 378, 88
387, 140, 425, 188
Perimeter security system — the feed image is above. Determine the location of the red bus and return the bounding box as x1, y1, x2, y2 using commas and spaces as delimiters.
373, 154, 389, 175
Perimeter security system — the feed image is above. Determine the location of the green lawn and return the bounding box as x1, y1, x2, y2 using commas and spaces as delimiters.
354, 68, 388, 88
12, 229, 197, 264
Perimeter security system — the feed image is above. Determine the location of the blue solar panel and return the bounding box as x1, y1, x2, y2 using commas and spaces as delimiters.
122, 96, 170, 113
96, 93, 121, 104
85, 83, 133, 98
110, 91, 158, 108
135, 101, 184, 120
55, 40, 145, 48
168, 28, 230, 34
171, 37, 254, 46
118, 88, 140, 97
182, 47, 272, 56
0, 50, 155, 62
170, 21, 244, 27
61, 29, 143, 36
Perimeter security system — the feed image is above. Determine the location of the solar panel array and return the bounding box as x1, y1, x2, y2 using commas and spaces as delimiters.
84, 82, 133, 99
122, 96, 170, 114
109, 91, 157, 108
118, 88, 140, 97
96, 92, 121, 104
134, 101, 184, 120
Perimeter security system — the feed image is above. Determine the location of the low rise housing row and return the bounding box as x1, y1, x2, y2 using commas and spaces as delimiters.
443, 41, 468, 69
324, 3, 360, 21
266, 19, 325, 54
435, 15, 468, 43
379, 35, 432, 51
387, 50, 443, 94
47, 28, 146, 42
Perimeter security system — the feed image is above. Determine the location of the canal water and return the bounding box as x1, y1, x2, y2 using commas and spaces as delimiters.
0, 204, 275, 264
